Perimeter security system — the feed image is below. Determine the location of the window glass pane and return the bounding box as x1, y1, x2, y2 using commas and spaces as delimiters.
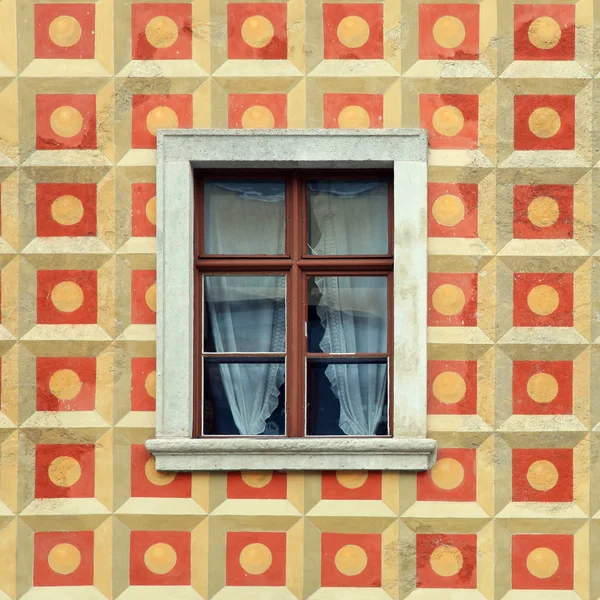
204, 275, 286, 353
307, 180, 388, 255
204, 361, 285, 435
307, 276, 387, 353
204, 180, 285, 255
306, 361, 388, 436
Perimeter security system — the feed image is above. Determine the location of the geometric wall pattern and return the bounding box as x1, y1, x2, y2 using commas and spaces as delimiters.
0, 0, 598, 597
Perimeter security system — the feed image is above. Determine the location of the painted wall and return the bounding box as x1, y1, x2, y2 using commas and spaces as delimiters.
0, 0, 594, 597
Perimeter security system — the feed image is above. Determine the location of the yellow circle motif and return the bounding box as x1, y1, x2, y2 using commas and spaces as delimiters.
527, 373, 559, 404
529, 107, 561, 139
48, 456, 82, 488
528, 196, 560, 228
49, 369, 82, 401
144, 543, 177, 575
146, 106, 179, 136
431, 457, 465, 490
432, 283, 466, 316
48, 15, 82, 48
527, 284, 559, 317
48, 543, 81, 575
241, 106, 275, 129
432, 194, 465, 227
50, 106, 84, 138
145, 371, 157, 399
432, 16, 466, 49
432, 106, 465, 138
432, 372, 466, 404
51, 281, 84, 313
526, 459, 559, 491
145, 196, 157, 226
430, 545, 463, 577
528, 16, 562, 50
145, 16, 179, 49
144, 457, 176, 486
526, 547, 560, 579
241, 471, 273, 488
51, 195, 84, 226
336, 16, 370, 49
337, 105, 371, 129
145, 283, 157, 312
334, 544, 368, 577
239, 543, 272, 575
336, 471, 368, 489
241, 16, 275, 49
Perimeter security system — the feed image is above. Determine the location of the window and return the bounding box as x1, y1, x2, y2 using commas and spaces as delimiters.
147, 129, 436, 470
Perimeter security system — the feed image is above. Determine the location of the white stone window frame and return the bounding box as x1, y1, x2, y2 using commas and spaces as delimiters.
146, 129, 436, 471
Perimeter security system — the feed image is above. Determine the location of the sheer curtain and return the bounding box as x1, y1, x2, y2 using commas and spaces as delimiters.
204, 182, 285, 435
310, 182, 389, 435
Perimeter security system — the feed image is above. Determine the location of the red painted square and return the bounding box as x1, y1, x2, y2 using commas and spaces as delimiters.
228, 3, 287, 60
513, 185, 573, 239
417, 448, 476, 502
428, 183, 478, 238
37, 270, 97, 325
512, 534, 574, 589
321, 533, 381, 587
131, 444, 191, 498
34, 531, 94, 586
416, 533, 477, 588
428, 273, 477, 327
420, 94, 478, 150
35, 444, 95, 498
512, 448, 573, 502
514, 5, 575, 61
514, 95, 575, 151
428, 360, 477, 415
36, 183, 96, 237
131, 94, 192, 149
227, 471, 287, 499
36, 357, 96, 412
132, 183, 157, 237
226, 531, 286, 586
131, 270, 156, 324
419, 4, 479, 60
322, 471, 382, 500
36, 94, 97, 150
132, 3, 192, 60
131, 357, 157, 411
35, 4, 95, 59
513, 361, 573, 416
323, 94, 383, 129
513, 272, 573, 327
228, 94, 287, 129
130, 531, 191, 585
323, 4, 383, 60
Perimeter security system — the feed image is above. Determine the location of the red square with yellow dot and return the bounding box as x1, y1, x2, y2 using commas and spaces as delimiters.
512, 448, 573, 502
428, 273, 477, 327
323, 4, 383, 60
513, 361, 573, 416
513, 184, 573, 240
36, 94, 97, 150
34, 531, 94, 587
227, 471, 287, 499
35, 4, 95, 59
37, 270, 98, 325
131, 270, 156, 324
131, 94, 192, 149
419, 4, 479, 60
131, 444, 191, 498
36, 183, 96, 237
514, 5, 575, 61
229, 94, 287, 129
321, 533, 381, 587
130, 531, 191, 585
132, 3, 192, 60
514, 95, 575, 151
36, 357, 96, 412
417, 448, 476, 502
513, 272, 573, 327
323, 94, 383, 129
428, 360, 477, 415
428, 183, 478, 238
132, 183, 157, 237
420, 94, 478, 150
35, 444, 95, 499
416, 533, 477, 588
228, 3, 287, 60
131, 357, 157, 411
322, 471, 382, 500
512, 534, 574, 590
226, 531, 286, 586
